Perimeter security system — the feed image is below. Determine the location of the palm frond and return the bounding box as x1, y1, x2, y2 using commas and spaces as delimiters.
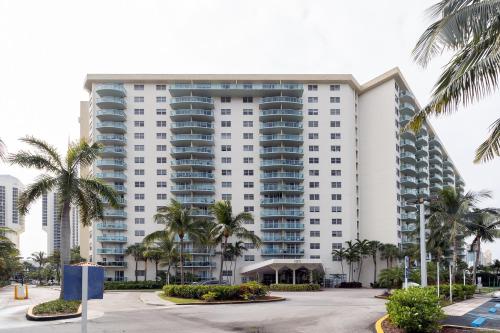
143, 230, 170, 244
67, 139, 102, 171
78, 177, 119, 208
19, 136, 63, 169
8, 151, 61, 173
18, 175, 57, 215
475, 118, 500, 162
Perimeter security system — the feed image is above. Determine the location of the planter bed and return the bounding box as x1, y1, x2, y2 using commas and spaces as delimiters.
27, 300, 82, 321
381, 318, 488, 333
160, 293, 284, 305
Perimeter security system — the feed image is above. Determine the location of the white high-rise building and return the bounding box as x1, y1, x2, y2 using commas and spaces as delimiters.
0, 175, 25, 249
42, 191, 80, 255
81, 68, 465, 285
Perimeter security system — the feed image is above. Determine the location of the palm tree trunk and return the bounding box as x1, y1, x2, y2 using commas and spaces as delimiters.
219, 238, 227, 284
357, 259, 363, 282
59, 202, 71, 299
373, 256, 377, 284
144, 259, 147, 281
135, 260, 138, 282
473, 240, 481, 286
179, 237, 184, 284
155, 261, 159, 281
167, 261, 171, 285
340, 260, 344, 276
451, 221, 458, 283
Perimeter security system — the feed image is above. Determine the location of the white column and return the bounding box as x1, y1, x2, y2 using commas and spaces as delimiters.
419, 201, 427, 287
275, 268, 279, 284
81, 266, 88, 333
309, 269, 313, 283
292, 269, 296, 285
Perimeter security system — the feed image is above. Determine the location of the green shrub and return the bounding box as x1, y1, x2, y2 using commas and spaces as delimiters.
104, 281, 163, 290
387, 287, 445, 333
163, 282, 268, 300
33, 299, 81, 315
430, 284, 475, 300
269, 283, 320, 291
201, 291, 218, 302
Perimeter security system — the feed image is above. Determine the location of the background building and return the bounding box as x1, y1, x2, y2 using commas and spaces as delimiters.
0, 175, 25, 249
80, 69, 465, 284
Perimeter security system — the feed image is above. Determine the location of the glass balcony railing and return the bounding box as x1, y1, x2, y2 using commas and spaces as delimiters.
260, 96, 303, 107
171, 147, 214, 156
260, 121, 303, 130
171, 172, 214, 180
400, 115, 413, 124
430, 163, 443, 172
261, 184, 304, 192
96, 172, 127, 181
400, 139, 416, 149
101, 197, 126, 206
96, 223, 127, 230
100, 146, 126, 157
96, 248, 125, 255
190, 209, 212, 217
170, 96, 214, 109
401, 176, 417, 184
261, 222, 304, 230
96, 109, 126, 120
95, 83, 126, 97
111, 185, 127, 193
400, 103, 416, 113
400, 152, 416, 161
96, 261, 127, 267
418, 188, 430, 197
401, 224, 417, 232
171, 134, 214, 143
262, 236, 305, 242
261, 209, 304, 217
182, 261, 216, 267
97, 235, 127, 242
176, 197, 215, 205
260, 109, 303, 118
261, 198, 304, 205
400, 164, 416, 173
399, 90, 415, 100
261, 248, 304, 255
96, 121, 127, 133
96, 97, 126, 109
261, 172, 304, 180
171, 121, 214, 130
260, 159, 303, 168
96, 159, 126, 169
260, 147, 303, 155
260, 134, 303, 142
401, 188, 418, 197
171, 184, 215, 192
170, 83, 303, 93
401, 212, 417, 220
430, 173, 443, 182
96, 135, 126, 145
103, 210, 127, 218
171, 159, 214, 168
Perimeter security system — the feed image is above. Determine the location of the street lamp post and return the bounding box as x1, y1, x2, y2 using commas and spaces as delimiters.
418, 198, 427, 287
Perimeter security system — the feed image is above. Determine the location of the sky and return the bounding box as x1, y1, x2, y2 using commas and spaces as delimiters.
0, 0, 499, 260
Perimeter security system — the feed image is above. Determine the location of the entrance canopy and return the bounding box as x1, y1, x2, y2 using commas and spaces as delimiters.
241, 259, 324, 285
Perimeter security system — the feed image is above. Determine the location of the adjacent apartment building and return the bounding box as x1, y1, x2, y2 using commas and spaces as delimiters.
0, 175, 25, 249
81, 68, 465, 285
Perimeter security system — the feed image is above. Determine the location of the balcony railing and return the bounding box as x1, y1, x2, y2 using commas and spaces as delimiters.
97, 235, 128, 242
96, 248, 125, 255
261, 184, 304, 192
260, 147, 303, 155
261, 222, 304, 230
261, 209, 304, 217
96, 223, 127, 230
95, 83, 126, 97
261, 248, 304, 255
260, 109, 303, 118
97, 261, 127, 267
261, 172, 304, 180
261, 198, 304, 205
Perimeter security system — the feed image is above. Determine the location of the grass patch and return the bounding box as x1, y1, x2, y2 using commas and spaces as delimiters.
33, 299, 81, 315
159, 293, 202, 304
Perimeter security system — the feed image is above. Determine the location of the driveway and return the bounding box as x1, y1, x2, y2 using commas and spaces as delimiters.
0, 287, 386, 333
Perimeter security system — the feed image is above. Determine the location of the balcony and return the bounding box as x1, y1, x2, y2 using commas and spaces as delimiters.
401, 188, 417, 199
96, 134, 126, 145
417, 178, 429, 188
101, 197, 126, 206
399, 90, 415, 102
96, 97, 126, 109
176, 196, 215, 205
171, 134, 214, 146
260, 134, 303, 144
418, 188, 430, 197
260, 109, 303, 120
430, 173, 443, 182
416, 157, 428, 167
170, 121, 214, 133
171, 147, 214, 157
171, 184, 215, 193
95, 83, 126, 97
171, 159, 214, 169
261, 172, 304, 181
103, 210, 127, 219
400, 114, 413, 126
400, 152, 416, 163
260, 121, 303, 134
261, 209, 304, 218
96, 223, 127, 231
443, 173, 455, 183
401, 176, 417, 186
171, 172, 214, 181
443, 166, 454, 175
399, 103, 416, 114
261, 184, 304, 193
169, 83, 303, 97
430, 182, 444, 192
402, 201, 417, 212
96, 109, 126, 121
96, 172, 127, 181
402, 237, 418, 245
97, 235, 128, 243
456, 178, 465, 186
261, 198, 304, 206
262, 235, 305, 242
261, 222, 304, 230
260, 96, 303, 109
111, 185, 127, 193
401, 224, 417, 232
400, 139, 416, 151
182, 247, 214, 255
100, 146, 126, 158
261, 248, 304, 256
417, 167, 429, 177
190, 209, 212, 218
260, 159, 303, 170
182, 261, 216, 268
400, 164, 417, 175
416, 135, 428, 147
260, 147, 303, 157
430, 163, 443, 173
96, 121, 127, 134
97, 248, 125, 255
401, 212, 417, 221
96, 261, 127, 267
170, 109, 214, 120
429, 154, 443, 164
170, 96, 214, 109
429, 145, 443, 156
96, 159, 126, 170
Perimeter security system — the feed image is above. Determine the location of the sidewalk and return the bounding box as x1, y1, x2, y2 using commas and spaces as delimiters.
139, 291, 177, 307
443, 296, 491, 316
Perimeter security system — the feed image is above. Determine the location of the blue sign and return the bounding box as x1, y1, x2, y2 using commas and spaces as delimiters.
63, 265, 104, 301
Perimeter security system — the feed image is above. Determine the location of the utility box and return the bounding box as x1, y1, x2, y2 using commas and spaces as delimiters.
63, 264, 104, 301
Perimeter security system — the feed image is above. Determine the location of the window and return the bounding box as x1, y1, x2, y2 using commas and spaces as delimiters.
134, 121, 144, 127
244, 206, 254, 212
222, 182, 232, 188
221, 194, 232, 201
156, 84, 166, 90
330, 97, 340, 103
332, 243, 342, 249
156, 121, 167, 127
308, 121, 318, 127
308, 109, 319, 115
311, 255, 321, 259
135, 206, 145, 212
156, 145, 167, 151
221, 121, 231, 127
243, 121, 253, 127
243, 109, 253, 115
221, 170, 232, 176
135, 218, 145, 224
331, 133, 341, 139
331, 157, 341, 164
244, 194, 254, 200
309, 133, 319, 139
135, 230, 145, 236
330, 121, 341, 127
243, 133, 253, 139
309, 170, 319, 176
309, 194, 320, 200
332, 206, 342, 212
309, 157, 319, 164
134, 193, 145, 199
244, 255, 255, 261
221, 96, 231, 103
330, 84, 340, 91
309, 145, 319, 152
134, 145, 144, 151
134, 169, 145, 176
310, 218, 320, 225
310, 231, 320, 237
156, 133, 167, 139
243, 157, 254, 163
331, 170, 341, 176
221, 145, 231, 152
309, 182, 319, 188
134, 84, 144, 90
332, 218, 342, 225
134, 96, 144, 102
331, 182, 342, 188
221, 109, 231, 115
134, 157, 144, 163
310, 243, 320, 249
310, 206, 320, 212
331, 194, 342, 200
330, 108, 340, 115
308, 84, 318, 91
244, 182, 254, 188
134, 133, 144, 139
332, 231, 342, 237
157, 157, 167, 163
157, 193, 167, 200
136, 270, 145, 276
157, 169, 167, 175
156, 96, 167, 103
308, 97, 318, 103
331, 145, 341, 152
243, 145, 253, 151
156, 181, 167, 188
222, 270, 233, 277
221, 157, 231, 164
134, 108, 144, 115
156, 109, 167, 115
243, 97, 253, 103
221, 133, 231, 139
244, 170, 254, 176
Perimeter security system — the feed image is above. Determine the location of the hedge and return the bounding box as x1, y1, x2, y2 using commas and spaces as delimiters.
33, 299, 81, 315
163, 281, 268, 301
104, 281, 163, 290
338, 282, 362, 288
426, 284, 475, 300
269, 284, 320, 291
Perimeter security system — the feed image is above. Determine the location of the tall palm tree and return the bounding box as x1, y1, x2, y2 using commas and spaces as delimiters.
355, 239, 371, 282
10, 136, 119, 298
125, 244, 143, 282
144, 247, 162, 281
48, 250, 61, 283
29, 251, 47, 284
427, 216, 451, 274
152, 199, 202, 284
429, 187, 491, 282
380, 244, 400, 269
195, 220, 220, 281
0, 226, 14, 241
228, 241, 247, 285
367, 240, 382, 285
344, 241, 360, 282
466, 209, 499, 285
410, 0, 500, 163
332, 248, 348, 277
211, 200, 261, 284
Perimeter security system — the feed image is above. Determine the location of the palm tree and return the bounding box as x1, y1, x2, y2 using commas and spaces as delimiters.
211, 200, 261, 283
125, 244, 143, 282
48, 250, 61, 283
344, 241, 360, 282
152, 199, 202, 284
429, 187, 491, 282
411, 0, 500, 163
427, 216, 451, 276
29, 251, 47, 284
367, 240, 382, 284
70, 246, 84, 264
10, 136, 119, 298
380, 244, 400, 269
229, 241, 247, 285
0, 226, 14, 241
466, 209, 500, 285
332, 248, 348, 277
355, 239, 371, 282
144, 247, 162, 281
195, 220, 220, 280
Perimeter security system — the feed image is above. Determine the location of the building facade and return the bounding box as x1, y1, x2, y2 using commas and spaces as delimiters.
81, 69, 465, 284
0, 175, 25, 249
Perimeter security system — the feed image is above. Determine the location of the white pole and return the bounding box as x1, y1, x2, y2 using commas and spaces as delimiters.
463, 270, 466, 286
449, 264, 453, 303
437, 263, 440, 298
82, 266, 88, 333
419, 201, 427, 287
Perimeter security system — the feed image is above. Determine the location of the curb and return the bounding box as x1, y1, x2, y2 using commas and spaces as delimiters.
375, 314, 388, 333
442, 324, 500, 332
26, 304, 82, 321
176, 296, 287, 305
